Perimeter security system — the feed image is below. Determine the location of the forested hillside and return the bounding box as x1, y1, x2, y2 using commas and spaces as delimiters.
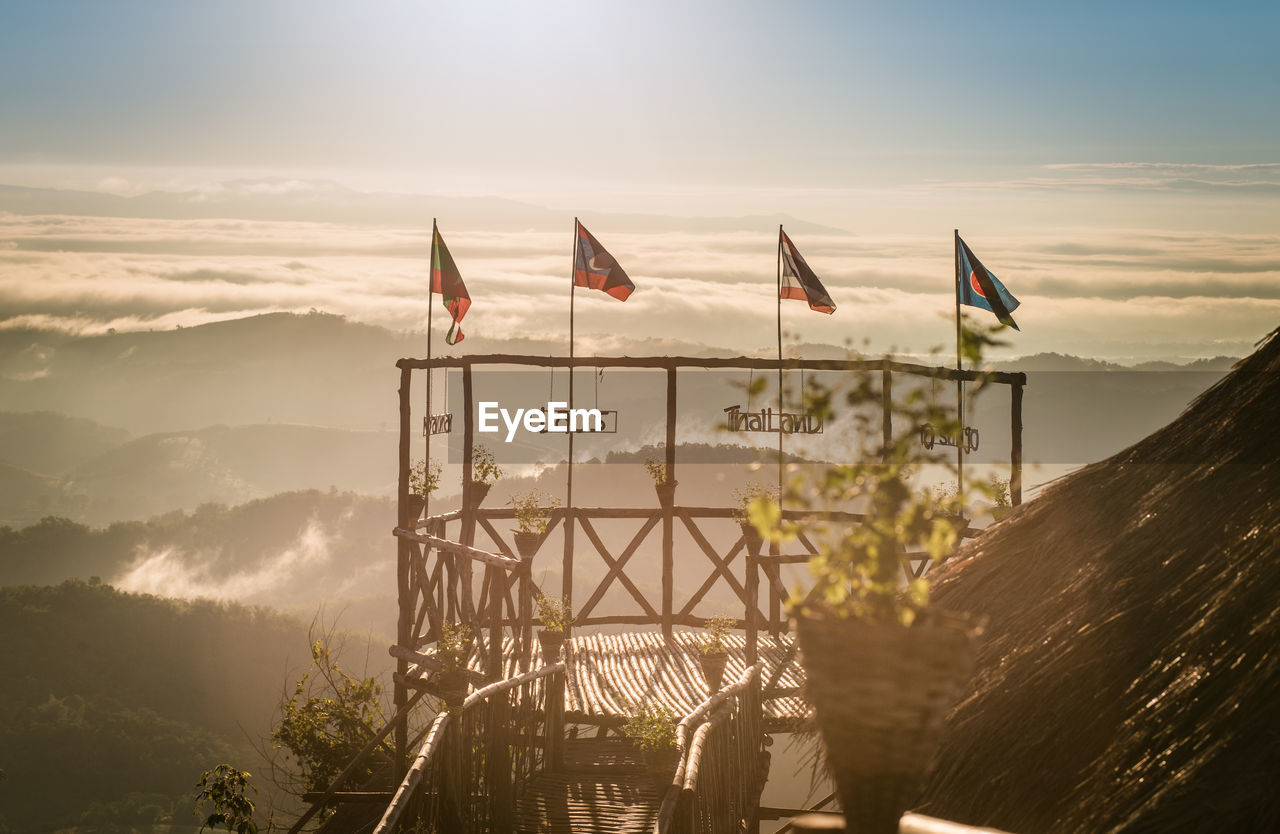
0, 581, 383, 832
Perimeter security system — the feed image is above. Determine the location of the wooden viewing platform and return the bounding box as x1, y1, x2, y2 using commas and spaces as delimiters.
294, 353, 1027, 834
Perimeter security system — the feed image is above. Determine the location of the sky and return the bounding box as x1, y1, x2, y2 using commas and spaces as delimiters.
1, 0, 1277, 361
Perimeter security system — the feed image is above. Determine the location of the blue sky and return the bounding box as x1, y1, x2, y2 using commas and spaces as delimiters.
0, 1, 1277, 360
3, 1, 1276, 180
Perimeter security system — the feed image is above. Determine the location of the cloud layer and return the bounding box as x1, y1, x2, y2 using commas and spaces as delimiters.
1, 207, 1277, 362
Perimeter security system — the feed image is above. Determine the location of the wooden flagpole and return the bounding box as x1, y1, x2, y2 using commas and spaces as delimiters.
776, 225, 784, 503
424, 219, 436, 520
568, 220, 577, 508
563, 219, 578, 610
954, 229, 964, 515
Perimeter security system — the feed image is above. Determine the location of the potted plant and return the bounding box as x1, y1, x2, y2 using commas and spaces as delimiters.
405, 458, 442, 524
469, 444, 502, 510
695, 614, 735, 691
433, 622, 472, 708
732, 484, 776, 556
987, 474, 1013, 522
510, 489, 558, 558
644, 456, 678, 510
623, 702, 679, 789
535, 595, 574, 662
755, 324, 1003, 834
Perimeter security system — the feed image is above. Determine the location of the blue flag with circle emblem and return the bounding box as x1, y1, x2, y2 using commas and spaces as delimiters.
957, 235, 1020, 330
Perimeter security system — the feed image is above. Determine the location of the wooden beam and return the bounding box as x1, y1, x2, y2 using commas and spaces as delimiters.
676, 510, 754, 609
396, 354, 1028, 386
393, 528, 522, 570
574, 514, 658, 620
576, 516, 660, 620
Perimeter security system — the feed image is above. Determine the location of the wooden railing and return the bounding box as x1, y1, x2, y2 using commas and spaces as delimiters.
656, 662, 767, 834
374, 662, 566, 834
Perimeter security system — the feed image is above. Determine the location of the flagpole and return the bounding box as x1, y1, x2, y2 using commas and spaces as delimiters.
776, 225, 784, 504
424, 219, 437, 521
567, 219, 577, 517
954, 229, 964, 515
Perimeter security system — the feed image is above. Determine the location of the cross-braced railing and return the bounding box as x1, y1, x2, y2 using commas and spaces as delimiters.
375, 663, 566, 834
656, 662, 768, 834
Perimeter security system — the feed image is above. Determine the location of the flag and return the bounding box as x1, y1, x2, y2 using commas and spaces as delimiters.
780, 229, 836, 314
431, 225, 471, 344
574, 221, 635, 301
957, 235, 1019, 330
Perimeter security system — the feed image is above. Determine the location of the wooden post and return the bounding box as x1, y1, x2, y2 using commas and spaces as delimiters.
394, 365, 413, 781
460, 363, 487, 678
663, 367, 676, 640
1011, 381, 1024, 506
767, 537, 780, 637
519, 556, 533, 672
881, 362, 893, 458
562, 506, 575, 636
746, 545, 759, 667
546, 667, 566, 771
488, 694, 514, 834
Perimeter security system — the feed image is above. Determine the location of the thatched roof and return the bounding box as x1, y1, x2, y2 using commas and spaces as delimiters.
919, 328, 1280, 833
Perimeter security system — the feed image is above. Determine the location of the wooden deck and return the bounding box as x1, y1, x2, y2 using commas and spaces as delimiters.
516, 738, 662, 834
474, 629, 807, 728
563, 631, 806, 727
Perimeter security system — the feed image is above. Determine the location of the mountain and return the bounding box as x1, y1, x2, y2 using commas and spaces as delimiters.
0, 580, 380, 833
0, 411, 130, 475
0, 312, 413, 435
64, 423, 398, 526
0, 180, 848, 236
0, 312, 1243, 524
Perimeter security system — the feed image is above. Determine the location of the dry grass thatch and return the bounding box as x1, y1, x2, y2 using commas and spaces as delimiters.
917, 328, 1280, 833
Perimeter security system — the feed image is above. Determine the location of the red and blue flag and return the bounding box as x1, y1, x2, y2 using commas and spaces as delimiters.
574, 221, 634, 301
957, 235, 1019, 330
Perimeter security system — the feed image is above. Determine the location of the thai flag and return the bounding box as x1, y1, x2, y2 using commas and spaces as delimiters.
780, 229, 836, 314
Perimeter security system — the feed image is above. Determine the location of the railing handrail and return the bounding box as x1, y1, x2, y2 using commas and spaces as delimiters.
373, 662, 566, 834
461, 661, 564, 710
393, 527, 524, 570
657, 662, 763, 833
374, 711, 452, 834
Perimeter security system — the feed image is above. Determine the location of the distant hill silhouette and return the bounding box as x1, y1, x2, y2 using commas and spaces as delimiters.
0, 312, 1240, 526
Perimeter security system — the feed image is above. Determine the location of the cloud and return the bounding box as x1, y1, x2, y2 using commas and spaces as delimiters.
0, 214, 1276, 361
111, 518, 333, 602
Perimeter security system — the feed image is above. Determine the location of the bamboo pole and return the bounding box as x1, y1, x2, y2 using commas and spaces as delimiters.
954, 229, 965, 514
394, 365, 413, 781
1011, 382, 1024, 506
663, 367, 676, 640
563, 221, 578, 628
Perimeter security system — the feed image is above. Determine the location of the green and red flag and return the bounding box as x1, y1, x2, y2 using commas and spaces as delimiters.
431, 224, 471, 344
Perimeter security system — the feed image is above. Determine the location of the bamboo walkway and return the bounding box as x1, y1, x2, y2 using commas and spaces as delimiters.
562, 631, 805, 727
478, 630, 806, 729
515, 737, 662, 834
